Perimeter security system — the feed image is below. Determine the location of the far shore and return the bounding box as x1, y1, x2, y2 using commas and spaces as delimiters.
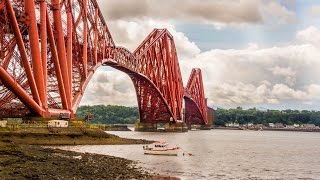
213, 126, 320, 132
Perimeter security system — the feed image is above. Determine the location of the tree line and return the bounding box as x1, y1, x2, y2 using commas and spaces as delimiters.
77, 105, 320, 126
76, 105, 139, 124
215, 107, 320, 126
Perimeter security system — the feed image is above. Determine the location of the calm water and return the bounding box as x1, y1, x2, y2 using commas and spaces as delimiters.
58, 130, 320, 179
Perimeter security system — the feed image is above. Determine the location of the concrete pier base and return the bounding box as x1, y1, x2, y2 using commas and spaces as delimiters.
134, 123, 157, 132
187, 124, 212, 130
134, 122, 188, 132
200, 125, 212, 130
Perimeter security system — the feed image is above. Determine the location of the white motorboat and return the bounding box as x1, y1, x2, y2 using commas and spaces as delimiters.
143, 141, 179, 156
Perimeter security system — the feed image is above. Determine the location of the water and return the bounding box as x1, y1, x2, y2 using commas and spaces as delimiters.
58, 130, 320, 179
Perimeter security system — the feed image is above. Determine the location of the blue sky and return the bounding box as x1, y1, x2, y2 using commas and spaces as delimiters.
81, 0, 320, 110
176, 1, 320, 51
176, 23, 299, 51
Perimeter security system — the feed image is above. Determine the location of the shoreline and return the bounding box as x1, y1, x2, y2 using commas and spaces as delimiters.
213, 126, 320, 132
0, 127, 160, 179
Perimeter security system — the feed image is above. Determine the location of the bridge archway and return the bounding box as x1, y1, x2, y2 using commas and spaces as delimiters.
77, 66, 138, 108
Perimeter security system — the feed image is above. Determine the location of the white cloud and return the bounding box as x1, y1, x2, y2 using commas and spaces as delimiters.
99, 0, 295, 28
268, 66, 296, 77
80, 68, 138, 106
271, 84, 307, 100
107, 19, 200, 57
307, 84, 320, 100
179, 30, 320, 108
260, 1, 296, 25
268, 66, 296, 86
296, 26, 320, 46
310, 5, 320, 16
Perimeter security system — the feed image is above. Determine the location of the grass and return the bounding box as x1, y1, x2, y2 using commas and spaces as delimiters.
0, 125, 151, 145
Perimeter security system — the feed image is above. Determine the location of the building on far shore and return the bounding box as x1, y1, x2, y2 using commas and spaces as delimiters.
48, 120, 69, 128
247, 122, 253, 127
268, 123, 275, 128
274, 123, 284, 128
254, 124, 264, 129
293, 124, 300, 128
302, 124, 316, 129
225, 122, 240, 127
0, 120, 7, 127
285, 125, 295, 129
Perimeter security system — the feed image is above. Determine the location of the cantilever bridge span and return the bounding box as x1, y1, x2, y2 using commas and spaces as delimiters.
0, 0, 208, 124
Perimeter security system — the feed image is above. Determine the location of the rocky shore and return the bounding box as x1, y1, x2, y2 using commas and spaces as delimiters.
0, 140, 154, 179
0, 127, 159, 179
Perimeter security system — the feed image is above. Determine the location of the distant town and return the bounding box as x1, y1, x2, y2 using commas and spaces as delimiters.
215, 107, 320, 132
224, 122, 319, 131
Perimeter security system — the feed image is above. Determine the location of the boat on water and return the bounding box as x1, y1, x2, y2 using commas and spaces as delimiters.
143, 141, 179, 156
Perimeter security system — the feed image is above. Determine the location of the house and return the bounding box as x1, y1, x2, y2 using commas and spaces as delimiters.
225, 122, 240, 127
0, 120, 7, 127
274, 123, 284, 128
254, 124, 264, 129
303, 124, 316, 129
293, 124, 300, 128
285, 125, 295, 129
268, 123, 275, 128
247, 122, 253, 127
48, 120, 68, 128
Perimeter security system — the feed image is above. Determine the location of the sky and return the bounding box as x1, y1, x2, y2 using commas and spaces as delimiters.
80, 0, 320, 111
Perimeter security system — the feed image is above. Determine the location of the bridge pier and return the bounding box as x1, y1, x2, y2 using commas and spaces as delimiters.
134, 122, 188, 132
200, 124, 212, 130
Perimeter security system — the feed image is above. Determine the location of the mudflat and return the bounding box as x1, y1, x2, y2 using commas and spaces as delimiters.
0, 127, 155, 179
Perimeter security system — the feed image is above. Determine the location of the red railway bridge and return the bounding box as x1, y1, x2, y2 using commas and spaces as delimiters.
0, 0, 210, 126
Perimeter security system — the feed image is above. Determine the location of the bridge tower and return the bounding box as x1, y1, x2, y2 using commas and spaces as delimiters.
184, 68, 211, 129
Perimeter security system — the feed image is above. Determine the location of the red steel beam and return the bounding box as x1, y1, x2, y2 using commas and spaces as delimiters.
0, 67, 44, 116
93, 8, 98, 65
102, 26, 107, 59
4, 0, 41, 105
40, 0, 48, 109
52, 0, 71, 110
1, 0, 117, 118
46, 12, 68, 110
66, 0, 73, 104
83, 0, 88, 78
25, 0, 46, 109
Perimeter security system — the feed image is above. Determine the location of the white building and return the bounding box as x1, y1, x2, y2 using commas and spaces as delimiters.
225, 122, 240, 127
303, 124, 316, 129
247, 122, 253, 127
0, 120, 7, 127
268, 123, 274, 128
285, 125, 295, 129
293, 124, 300, 128
48, 120, 68, 128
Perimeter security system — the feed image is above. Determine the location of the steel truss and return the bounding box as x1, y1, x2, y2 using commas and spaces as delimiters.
184, 68, 208, 125
0, 1, 207, 124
